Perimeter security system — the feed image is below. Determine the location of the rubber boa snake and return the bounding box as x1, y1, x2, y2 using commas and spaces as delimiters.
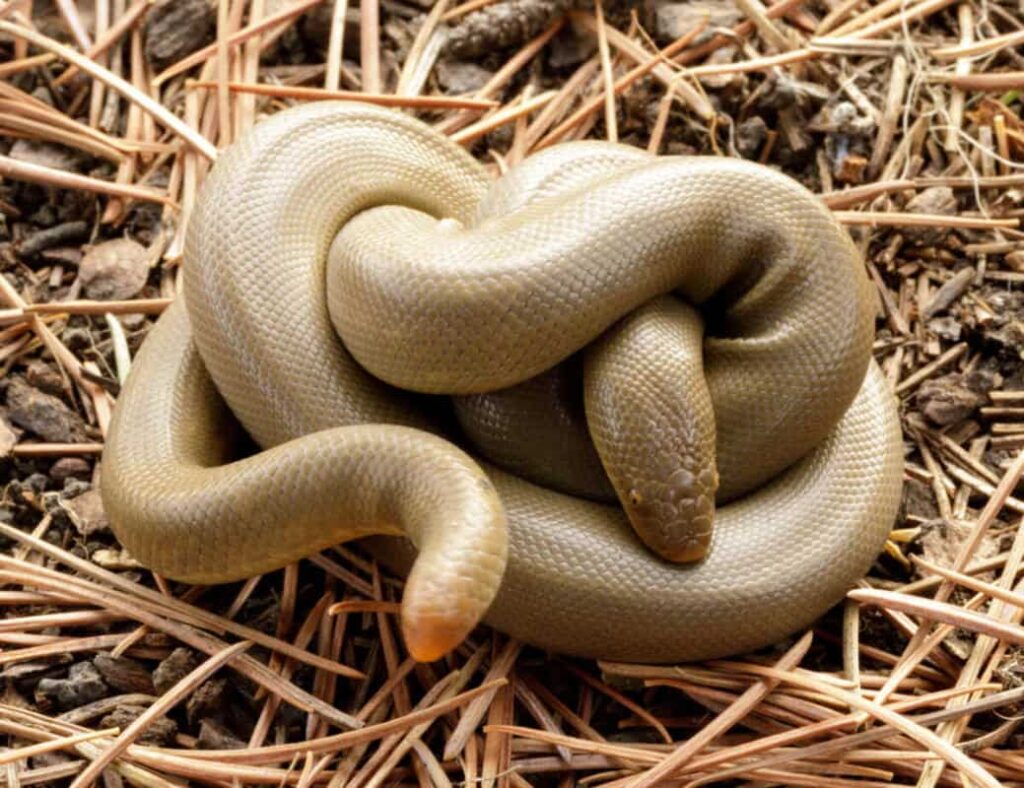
102, 102, 904, 663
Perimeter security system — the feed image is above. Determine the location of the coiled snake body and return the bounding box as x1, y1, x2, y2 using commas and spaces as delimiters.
103, 103, 904, 663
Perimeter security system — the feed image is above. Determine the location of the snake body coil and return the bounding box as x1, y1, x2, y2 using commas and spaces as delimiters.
102, 102, 904, 663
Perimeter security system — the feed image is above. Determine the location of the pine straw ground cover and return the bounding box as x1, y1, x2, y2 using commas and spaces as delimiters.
0, 0, 1024, 783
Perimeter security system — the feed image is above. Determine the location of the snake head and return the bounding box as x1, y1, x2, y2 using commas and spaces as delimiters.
623, 465, 718, 564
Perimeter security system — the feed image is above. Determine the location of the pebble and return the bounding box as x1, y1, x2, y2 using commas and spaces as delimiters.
300, 3, 362, 53
445, 0, 571, 60
61, 327, 92, 352
93, 654, 157, 695
197, 718, 248, 749
186, 678, 228, 724
916, 370, 992, 426
26, 360, 67, 397
904, 187, 957, 245
101, 705, 178, 745
4, 378, 87, 443
63, 488, 110, 536
79, 238, 152, 301
144, 0, 216, 72
50, 456, 92, 482
436, 60, 494, 94
918, 518, 1000, 570
9, 139, 84, 173
36, 662, 109, 711
736, 116, 768, 158
153, 648, 200, 695
61, 478, 91, 498
90, 548, 143, 570
655, 0, 740, 42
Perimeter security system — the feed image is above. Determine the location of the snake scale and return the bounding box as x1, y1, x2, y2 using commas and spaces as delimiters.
102, 102, 904, 663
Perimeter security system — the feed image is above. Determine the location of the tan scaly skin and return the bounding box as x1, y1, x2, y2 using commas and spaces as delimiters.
102, 102, 904, 663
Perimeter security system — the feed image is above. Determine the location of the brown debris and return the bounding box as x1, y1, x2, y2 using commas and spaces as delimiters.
93, 654, 157, 695
35, 662, 109, 712
101, 704, 179, 745
152, 647, 201, 695
62, 487, 110, 536
656, 0, 741, 41
917, 370, 994, 427
0, 413, 16, 457
78, 237, 152, 301
143, 0, 217, 72
445, 0, 572, 59
904, 186, 959, 244
4, 378, 87, 443
50, 456, 93, 482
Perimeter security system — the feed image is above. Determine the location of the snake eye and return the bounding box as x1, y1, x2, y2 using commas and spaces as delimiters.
628, 489, 643, 506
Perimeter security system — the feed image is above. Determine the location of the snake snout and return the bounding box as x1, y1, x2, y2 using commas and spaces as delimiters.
393, 455, 509, 661
624, 464, 718, 563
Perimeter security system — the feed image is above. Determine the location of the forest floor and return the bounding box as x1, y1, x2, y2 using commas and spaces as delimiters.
2, 0, 1024, 784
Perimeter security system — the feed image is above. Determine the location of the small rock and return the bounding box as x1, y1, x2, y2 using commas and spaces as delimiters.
1006, 250, 1024, 273
762, 75, 831, 111
186, 678, 228, 724
0, 414, 16, 457
696, 46, 744, 90
197, 718, 247, 749
30, 86, 55, 106
93, 655, 156, 695
547, 25, 595, 68
917, 371, 993, 426
15, 472, 49, 497
927, 316, 963, 342
445, 0, 571, 59
655, 0, 740, 42
79, 238, 151, 301
904, 187, 957, 245
50, 457, 92, 482
25, 361, 66, 397
62, 488, 109, 536
61, 327, 92, 352
61, 478, 91, 499
101, 705, 178, 745
436, 60, 494, 94
736, 117, 768, 158
918, 518, 1000, 570
300, 4, 361, 53
5, 378, 87, 443
902, 478, 939, 522
144, 0, 216, 72
153, 648, 200, 695
9, 139, 83, 173
90, 548, 143, 571
35, 662, 109, 711
810, 101, 873, 136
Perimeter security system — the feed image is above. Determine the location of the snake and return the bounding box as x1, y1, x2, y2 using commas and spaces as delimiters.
102, 102, 904, 664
